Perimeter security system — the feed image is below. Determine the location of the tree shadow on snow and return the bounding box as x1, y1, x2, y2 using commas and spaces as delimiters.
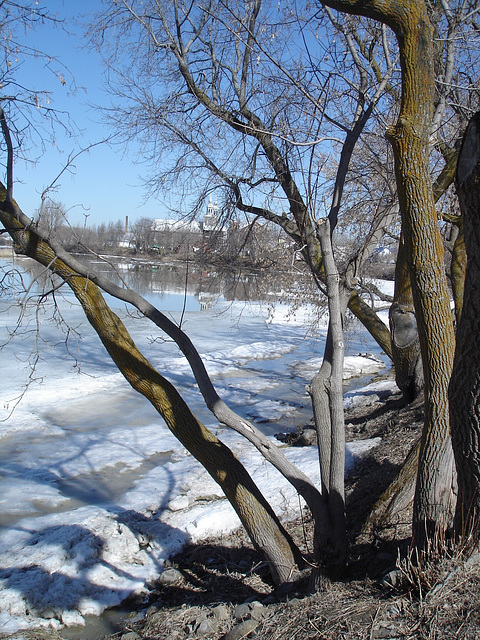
0, 455, 195, 627
0, 515, 191, 625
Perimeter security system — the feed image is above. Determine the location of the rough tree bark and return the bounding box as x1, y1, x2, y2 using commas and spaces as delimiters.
450, 111, 480, 547
384, 4, 456, 548
319, 0, 456, 552
389, 145, 459, 403
369, 146, 461, 525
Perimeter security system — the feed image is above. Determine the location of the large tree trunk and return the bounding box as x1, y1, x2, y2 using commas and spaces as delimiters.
386, 5, 456, 550
370, 142, 461, 522
320, 0, 456, 551
0, 200, 300, 585
450, 111, 480, 547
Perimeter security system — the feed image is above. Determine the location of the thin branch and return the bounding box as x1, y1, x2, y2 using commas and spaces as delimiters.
0, 106, 13, 202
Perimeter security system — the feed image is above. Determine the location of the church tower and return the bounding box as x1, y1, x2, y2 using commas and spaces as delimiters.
203, 196, 219, 232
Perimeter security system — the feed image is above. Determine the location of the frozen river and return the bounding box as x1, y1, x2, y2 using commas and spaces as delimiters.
0, 256, 394, 634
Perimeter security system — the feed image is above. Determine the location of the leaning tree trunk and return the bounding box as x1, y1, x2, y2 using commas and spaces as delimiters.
450, 111, 480, 548
450, 217, 466, 327
348, 290, 393, 358
368, 437, 420, 529
0, 200, 300, 586
434, 146, 466, 326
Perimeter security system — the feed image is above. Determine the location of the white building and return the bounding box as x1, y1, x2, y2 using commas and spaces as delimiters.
151, 219, 201, 234
148, 196, 231, 255
202, 197, 220, 233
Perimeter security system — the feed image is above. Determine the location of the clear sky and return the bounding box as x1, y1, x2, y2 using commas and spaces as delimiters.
9, 1, 168, 228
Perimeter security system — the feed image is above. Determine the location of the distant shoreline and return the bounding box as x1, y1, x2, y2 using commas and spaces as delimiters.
0, 246, 296, 274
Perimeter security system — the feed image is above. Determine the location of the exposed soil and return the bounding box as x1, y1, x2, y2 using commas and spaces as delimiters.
13, 389, 480, 640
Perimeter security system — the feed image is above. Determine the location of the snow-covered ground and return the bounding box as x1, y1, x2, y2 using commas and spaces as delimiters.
0, 259, 396, 635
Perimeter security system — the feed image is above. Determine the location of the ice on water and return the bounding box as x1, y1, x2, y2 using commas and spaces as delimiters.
0, 260, 394, 633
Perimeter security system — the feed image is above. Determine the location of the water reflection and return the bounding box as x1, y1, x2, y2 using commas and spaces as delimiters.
89, 257, 313, 309
7, 255, 318, 313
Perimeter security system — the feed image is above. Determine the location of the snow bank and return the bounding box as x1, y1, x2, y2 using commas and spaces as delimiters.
0, 432, 380, 634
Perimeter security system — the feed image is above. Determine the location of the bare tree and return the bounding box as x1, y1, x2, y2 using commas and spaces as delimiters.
3, 0, 480, 596
87, 0, 480, 556
34, 198, 68, 235
130, 216, 155, 253
89, 0, 477, 398
317, 0, 465, 554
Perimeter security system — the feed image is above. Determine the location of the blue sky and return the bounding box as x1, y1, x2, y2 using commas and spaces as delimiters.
9, 1, 167, 227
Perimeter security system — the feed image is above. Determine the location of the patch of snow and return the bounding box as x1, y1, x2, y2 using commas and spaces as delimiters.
290, 353, 385, 380
0, 260, 394, 634
0, 433, 380, 633
344, 379, 397, 409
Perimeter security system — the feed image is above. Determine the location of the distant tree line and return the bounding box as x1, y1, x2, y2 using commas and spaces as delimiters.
24, 200, 333, 270
0, 196, 396, 278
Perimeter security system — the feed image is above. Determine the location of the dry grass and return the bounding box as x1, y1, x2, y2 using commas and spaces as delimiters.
120, 540, 480, 640
119, 394, 480, 640
100, 546, 480, 640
